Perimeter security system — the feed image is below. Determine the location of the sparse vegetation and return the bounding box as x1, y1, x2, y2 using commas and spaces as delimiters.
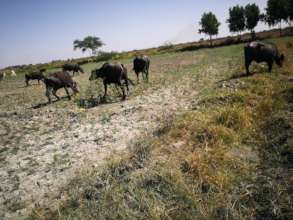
22, 37, 293, 220
2, 1, 293, 218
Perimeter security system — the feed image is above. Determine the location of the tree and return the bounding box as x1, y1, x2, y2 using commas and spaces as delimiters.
288, 0, 293, 27
266, 0, 289, 36
73, 36, 104, 55
198, 12, 221, 46
245, 3, 260, 39
227, 5, 246, 38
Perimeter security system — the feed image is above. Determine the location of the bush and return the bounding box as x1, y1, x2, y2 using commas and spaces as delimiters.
95, 51, 119, 62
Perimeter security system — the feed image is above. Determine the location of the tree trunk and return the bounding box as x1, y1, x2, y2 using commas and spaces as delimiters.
279, 21, 282, 36
238, 32, 241, 43
209, 35, 212, 47
250, 30, 253, 40
289, 20, 293, 33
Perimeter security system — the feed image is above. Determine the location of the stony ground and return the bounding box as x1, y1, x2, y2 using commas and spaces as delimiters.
0, 49, 227, 219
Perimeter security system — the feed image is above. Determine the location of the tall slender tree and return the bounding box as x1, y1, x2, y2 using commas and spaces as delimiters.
266, 0, 289, 36
245, 3, 260, 39
198, 12, 221, 46
73, 36, 104, 55
227, 5, 246, 38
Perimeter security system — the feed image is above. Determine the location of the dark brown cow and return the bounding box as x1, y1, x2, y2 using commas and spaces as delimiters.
43, 71, 79, 103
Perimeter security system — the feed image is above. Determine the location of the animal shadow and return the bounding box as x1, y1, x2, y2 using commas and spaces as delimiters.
77, 94, 128, 109
217, 72, 249, 84
31, 96, 68, 109
77, 97, 102, 109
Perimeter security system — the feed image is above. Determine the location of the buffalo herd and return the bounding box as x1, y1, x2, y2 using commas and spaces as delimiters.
10, 41, 284, 104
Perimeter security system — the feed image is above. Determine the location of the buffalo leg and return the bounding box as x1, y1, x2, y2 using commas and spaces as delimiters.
245, 60, 251, 75
125, 78, 129, 94
26, 79, 29, 87
119, 83, 126, 100
103, 81, 108, 99
64, 87, 71, 100
268, 61, 273, 73
136, 73, 139, 84
52, 89, 60, 100
146, 67, 149, 82
145, 70, 149, 82
46, 86, 52, 103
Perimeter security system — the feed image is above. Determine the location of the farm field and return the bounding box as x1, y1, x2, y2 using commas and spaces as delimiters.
0, 37, 293, 219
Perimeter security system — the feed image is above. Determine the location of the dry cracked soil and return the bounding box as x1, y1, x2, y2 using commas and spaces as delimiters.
0, 50, 233, 219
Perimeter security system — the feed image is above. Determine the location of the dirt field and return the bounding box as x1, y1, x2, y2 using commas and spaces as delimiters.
1, 37, 292, 219
0, 48, 210, 219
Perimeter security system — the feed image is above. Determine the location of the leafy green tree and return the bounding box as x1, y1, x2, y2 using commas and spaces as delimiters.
266, 0, 289, 36
198, 12, 221, 46
245, 3, 260, 39
73, 36, 104, 55
227, 5, 246, 37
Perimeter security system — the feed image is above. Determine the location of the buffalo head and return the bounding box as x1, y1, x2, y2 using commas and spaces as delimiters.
72, 81, 79, 93
79, 66, 85, 73
89, 69, 102, 81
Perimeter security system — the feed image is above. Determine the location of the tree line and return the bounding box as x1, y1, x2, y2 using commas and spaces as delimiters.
74, 0, 293, 54
200, 0, 293, 45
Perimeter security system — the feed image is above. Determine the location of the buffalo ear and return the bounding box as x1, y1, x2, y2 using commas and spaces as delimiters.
280, 54, 285, 61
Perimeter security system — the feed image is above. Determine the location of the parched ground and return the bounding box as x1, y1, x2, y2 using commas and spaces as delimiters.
0, 49, 228, 219
1, 37, 292, 220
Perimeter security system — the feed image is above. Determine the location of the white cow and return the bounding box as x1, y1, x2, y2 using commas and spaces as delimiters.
11, 70, 16, 76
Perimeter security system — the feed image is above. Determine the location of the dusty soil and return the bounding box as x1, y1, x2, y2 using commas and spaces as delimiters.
0, 51, 229, 219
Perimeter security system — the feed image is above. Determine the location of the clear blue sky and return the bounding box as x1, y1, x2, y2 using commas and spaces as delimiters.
0, 0, 268, 68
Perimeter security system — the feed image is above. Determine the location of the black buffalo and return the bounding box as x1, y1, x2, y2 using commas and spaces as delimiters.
89, 63, 133, 100
0, 72, 6, 81
43, 71, 79, 103
133, 55, 150, 82
244, 41, 285, 75
25, 70, 45, 86
62, 63, 84, 76
0, 72, 5, 81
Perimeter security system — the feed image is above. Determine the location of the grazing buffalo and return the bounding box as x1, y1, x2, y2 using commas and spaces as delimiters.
25, 70, 45, 86
0, 72, 5, 81
244, 41, 285, 75
62, 63, 84, 76
89, 63, 133, 100
133, 55, 150, 82
43, 71, 79, 103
